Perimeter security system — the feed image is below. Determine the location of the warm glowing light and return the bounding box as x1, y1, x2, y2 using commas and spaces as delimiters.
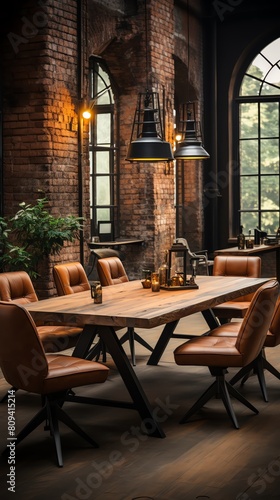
82, 110, 91, 119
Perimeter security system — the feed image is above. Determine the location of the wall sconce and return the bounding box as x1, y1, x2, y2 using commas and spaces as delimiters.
82, 109, 91, 119
80, 99, 92, 119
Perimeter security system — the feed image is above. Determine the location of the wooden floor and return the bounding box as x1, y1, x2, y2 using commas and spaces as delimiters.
1, 313, 280, 500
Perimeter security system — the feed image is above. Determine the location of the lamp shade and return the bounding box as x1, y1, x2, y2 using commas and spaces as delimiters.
174, 101, 210, 160
126, 91, 174, 162
174, 140, 210, 160
126, 137, 174, 162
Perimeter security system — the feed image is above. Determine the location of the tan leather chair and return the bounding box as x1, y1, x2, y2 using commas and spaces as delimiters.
208, 296, 280, 402
174, 279, 279, 428
0, 271, 82, 353
97, 256, 129, 285
211, 255, 262, 322
0, 301, 109, 467
53, 261, 105, 361
53, 261, 91, 295
97, 256, 153, 366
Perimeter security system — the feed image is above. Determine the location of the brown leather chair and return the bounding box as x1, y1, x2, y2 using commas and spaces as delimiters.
174, 279, 279, 428
0, 271, 82, 353
211, 255, 262, 322
53, 261, 91, 295
208, 295, 280, 402
97, 256, 129, 285
0, 300, 109, 467
53, 261, 105, 361
97, 256, 153, 366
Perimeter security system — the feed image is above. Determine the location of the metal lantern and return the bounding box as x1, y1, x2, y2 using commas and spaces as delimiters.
161, 240, 198, 290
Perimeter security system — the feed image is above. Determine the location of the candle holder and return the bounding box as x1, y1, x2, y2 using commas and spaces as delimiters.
90, 280, 103, 303
141, 269, 152, 288
160, 240, 199, 290
151, 272, 160, 292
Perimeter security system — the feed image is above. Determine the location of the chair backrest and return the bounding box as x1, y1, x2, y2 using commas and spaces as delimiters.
0, 301, 48, 392
53, 262, 90, 295
235, 279, 279, 365
266, 296, 280, 347
213, 255, 261, 277
97, 257, 129, 286
213, 256, 261, 301
90, 248, 120, 260
0, 271, 38, 304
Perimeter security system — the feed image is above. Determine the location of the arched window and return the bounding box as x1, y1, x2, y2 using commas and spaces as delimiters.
88, 58, 118, 241
237, 38, 280, 235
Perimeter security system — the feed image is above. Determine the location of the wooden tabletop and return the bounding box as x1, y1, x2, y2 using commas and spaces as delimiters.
25, 275, 270, 330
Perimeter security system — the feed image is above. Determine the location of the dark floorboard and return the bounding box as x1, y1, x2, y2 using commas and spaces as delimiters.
1, 313, 280, 500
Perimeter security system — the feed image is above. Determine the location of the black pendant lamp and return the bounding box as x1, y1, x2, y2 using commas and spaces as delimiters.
126, 0, 174, 163
174, 101, 210, 160
126, 90, 174, 162
174, 0, 209, 161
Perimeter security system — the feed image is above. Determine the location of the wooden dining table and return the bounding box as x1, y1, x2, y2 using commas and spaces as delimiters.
24, 275, 270, 439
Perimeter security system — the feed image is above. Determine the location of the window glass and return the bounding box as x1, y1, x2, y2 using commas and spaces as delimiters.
240, 140, 258, 174
260, 139, 279, 174
241, 212, 258, 234
238, 38, 280, 235
260, 102, 278, 137
96, 114, 111, 145
260, 176, 279, 210
88, 58, 117, 240
260, 211, 279, 234
240, 103, 258, 138
95, 151, 110, 173
240, 176, 258, 210
96, 176, 110, 205
96, 208, 110, 221
97, 67, 113, 104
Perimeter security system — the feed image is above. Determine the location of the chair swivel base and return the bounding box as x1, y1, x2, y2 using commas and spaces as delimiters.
229, 350, 280, 402
2, 393, 98, 467
180, 369, 259, 429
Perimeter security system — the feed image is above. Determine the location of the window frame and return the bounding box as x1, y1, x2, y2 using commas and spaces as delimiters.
232, 39, 280, 238
88, 57, 119, 241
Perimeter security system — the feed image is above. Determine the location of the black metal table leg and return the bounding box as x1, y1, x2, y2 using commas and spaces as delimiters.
201, 308, 220, 330
99, 326, 165, 438
147, 320, 179, 366
72, 324, 98, 358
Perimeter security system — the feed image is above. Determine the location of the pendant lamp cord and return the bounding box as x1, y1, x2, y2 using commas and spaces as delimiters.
144, 0, 149, 91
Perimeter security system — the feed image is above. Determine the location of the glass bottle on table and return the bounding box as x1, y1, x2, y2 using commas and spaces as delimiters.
246, 229, 254, 248
237, 225, 245, 250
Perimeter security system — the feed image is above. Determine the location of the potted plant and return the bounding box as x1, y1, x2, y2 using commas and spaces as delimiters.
0, 198, 83, 278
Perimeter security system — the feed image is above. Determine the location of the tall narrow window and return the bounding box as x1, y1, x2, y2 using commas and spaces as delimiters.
237, 38, 280, 235
89, 58, 118, 241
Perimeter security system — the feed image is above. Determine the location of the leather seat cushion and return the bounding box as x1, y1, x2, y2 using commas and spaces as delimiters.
38, 325, 82, 352
174, 336, 244, 367
208, 321, 277, 348
40, 354, 109, 394
212, 301, 251, 318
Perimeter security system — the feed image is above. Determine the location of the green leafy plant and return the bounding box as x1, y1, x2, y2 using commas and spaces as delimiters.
0, 198, 83, 278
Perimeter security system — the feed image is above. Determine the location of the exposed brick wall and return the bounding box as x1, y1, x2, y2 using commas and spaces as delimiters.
0, 0, 206, 291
